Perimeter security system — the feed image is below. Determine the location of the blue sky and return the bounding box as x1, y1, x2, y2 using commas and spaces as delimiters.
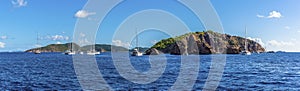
0, 0, 300, 52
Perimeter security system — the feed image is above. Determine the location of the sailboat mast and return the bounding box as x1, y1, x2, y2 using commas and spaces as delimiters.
245, 26, 247, 51
136, 29, 139, 51
37, 32, 40, 50
36, 32, 39, 46
70, 42, 72, 52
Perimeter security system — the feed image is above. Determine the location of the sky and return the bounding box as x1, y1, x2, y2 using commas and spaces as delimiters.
0, 0, 300, 52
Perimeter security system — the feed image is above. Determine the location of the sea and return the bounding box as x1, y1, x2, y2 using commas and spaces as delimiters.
0, 52, 300, 90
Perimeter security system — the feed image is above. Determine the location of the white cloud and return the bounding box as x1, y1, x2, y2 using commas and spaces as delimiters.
56, 42, 62, 44
112, 40, 130, 48
247, 37, 265, 47
80, 32, 86, 37
0, 36, 7, 40
78, 38, 91, 45
267, 11, 282, 18
35, 44, 42, 48
75, 10, 96, 18
297, 31, 300, 33
0, 42, 6, 48
266, 40, 300, 52
267, 40, 294, 47
257, 11, 282, 19
256, 14, 265, 18
11, 0, 27, 7
285, 26, 291, 30
47, 35, 69, 41
151, 40, 159, 45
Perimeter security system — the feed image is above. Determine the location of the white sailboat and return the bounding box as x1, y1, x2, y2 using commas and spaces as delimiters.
131, 30, 143, 56
241, 26, 251, 55
65, 43, 76, 55
86, 45, 100, 55
34, 32, 41, 54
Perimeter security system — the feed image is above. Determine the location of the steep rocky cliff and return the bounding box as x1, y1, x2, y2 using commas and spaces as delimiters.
145, 31, 265, 55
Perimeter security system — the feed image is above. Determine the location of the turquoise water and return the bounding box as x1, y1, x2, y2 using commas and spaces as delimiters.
0, 52, 299, 90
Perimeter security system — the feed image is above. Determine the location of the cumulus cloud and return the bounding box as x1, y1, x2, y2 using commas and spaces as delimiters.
266, 39, 300, 52
0, 42, 6, 48
0, 36, 7, 40
267, 40, 294, 47
257, 11, 282, 19
45, 35, 69, 41
80, 32, 86, 37
285, 26, 291, 30
151, 40, 159, 45
247, 37, 265, 46
75, 10, 96, 18
112, 40, 130, 48
35, 44, 42, 48
268, 11, 282, 18
11, 0, 27, 7
256, 14, 265, 18
56, 42, 62, 44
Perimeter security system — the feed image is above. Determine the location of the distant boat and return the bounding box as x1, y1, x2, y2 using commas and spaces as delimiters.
34, 32, 41, 54
64, 50, 75, 55
132, 48, 143, 56
86, 45, 100, 55
65, 43, 76, 55
34, 50, 41, 54
131, 30, 143, 56
87, 50, 100, 55
79, 51, 84, 55
241, 26, 251, 55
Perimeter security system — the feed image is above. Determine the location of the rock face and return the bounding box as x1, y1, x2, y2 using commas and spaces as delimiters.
145, 31, 265, 55
145, 48, 163, 55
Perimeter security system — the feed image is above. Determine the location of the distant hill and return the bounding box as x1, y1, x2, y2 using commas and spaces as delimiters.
25, 43, 128, 52
145, 30, 265, 55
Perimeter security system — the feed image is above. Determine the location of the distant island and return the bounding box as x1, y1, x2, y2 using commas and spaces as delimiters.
25, 43, 128, 53
145, 30, 265, 55
26, 31, 265, 55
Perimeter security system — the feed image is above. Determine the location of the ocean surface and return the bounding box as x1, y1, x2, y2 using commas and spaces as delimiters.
0, 52, 300, 90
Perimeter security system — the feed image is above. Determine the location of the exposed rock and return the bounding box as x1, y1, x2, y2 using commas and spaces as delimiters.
145, 48, 163, 55
145, 31, 265, 55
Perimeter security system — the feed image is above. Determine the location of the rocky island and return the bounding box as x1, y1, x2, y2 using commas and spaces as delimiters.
145, 31, 265, 55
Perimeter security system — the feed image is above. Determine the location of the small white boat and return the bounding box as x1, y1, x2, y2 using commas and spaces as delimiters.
241, 50, 251, 55
86, 45, 100, 55
79, 51, 84, 55
34, 50, 41, 54
131, 48, 143, 56
64, 50, 76, 55
87, 50, 100, 55
131, 30, 143, 56
65, 43, 76, 55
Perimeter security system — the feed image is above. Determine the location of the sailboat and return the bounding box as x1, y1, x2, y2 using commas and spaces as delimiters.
86, 45, 100, 55
65, 43, 76, 55
131, 30, 143, 56
240, 26, 251, 55
34, 32, 41, 54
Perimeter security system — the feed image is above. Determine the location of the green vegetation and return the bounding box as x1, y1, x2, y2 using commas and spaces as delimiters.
152, 38, 175, 49
152, 31, 207, 49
